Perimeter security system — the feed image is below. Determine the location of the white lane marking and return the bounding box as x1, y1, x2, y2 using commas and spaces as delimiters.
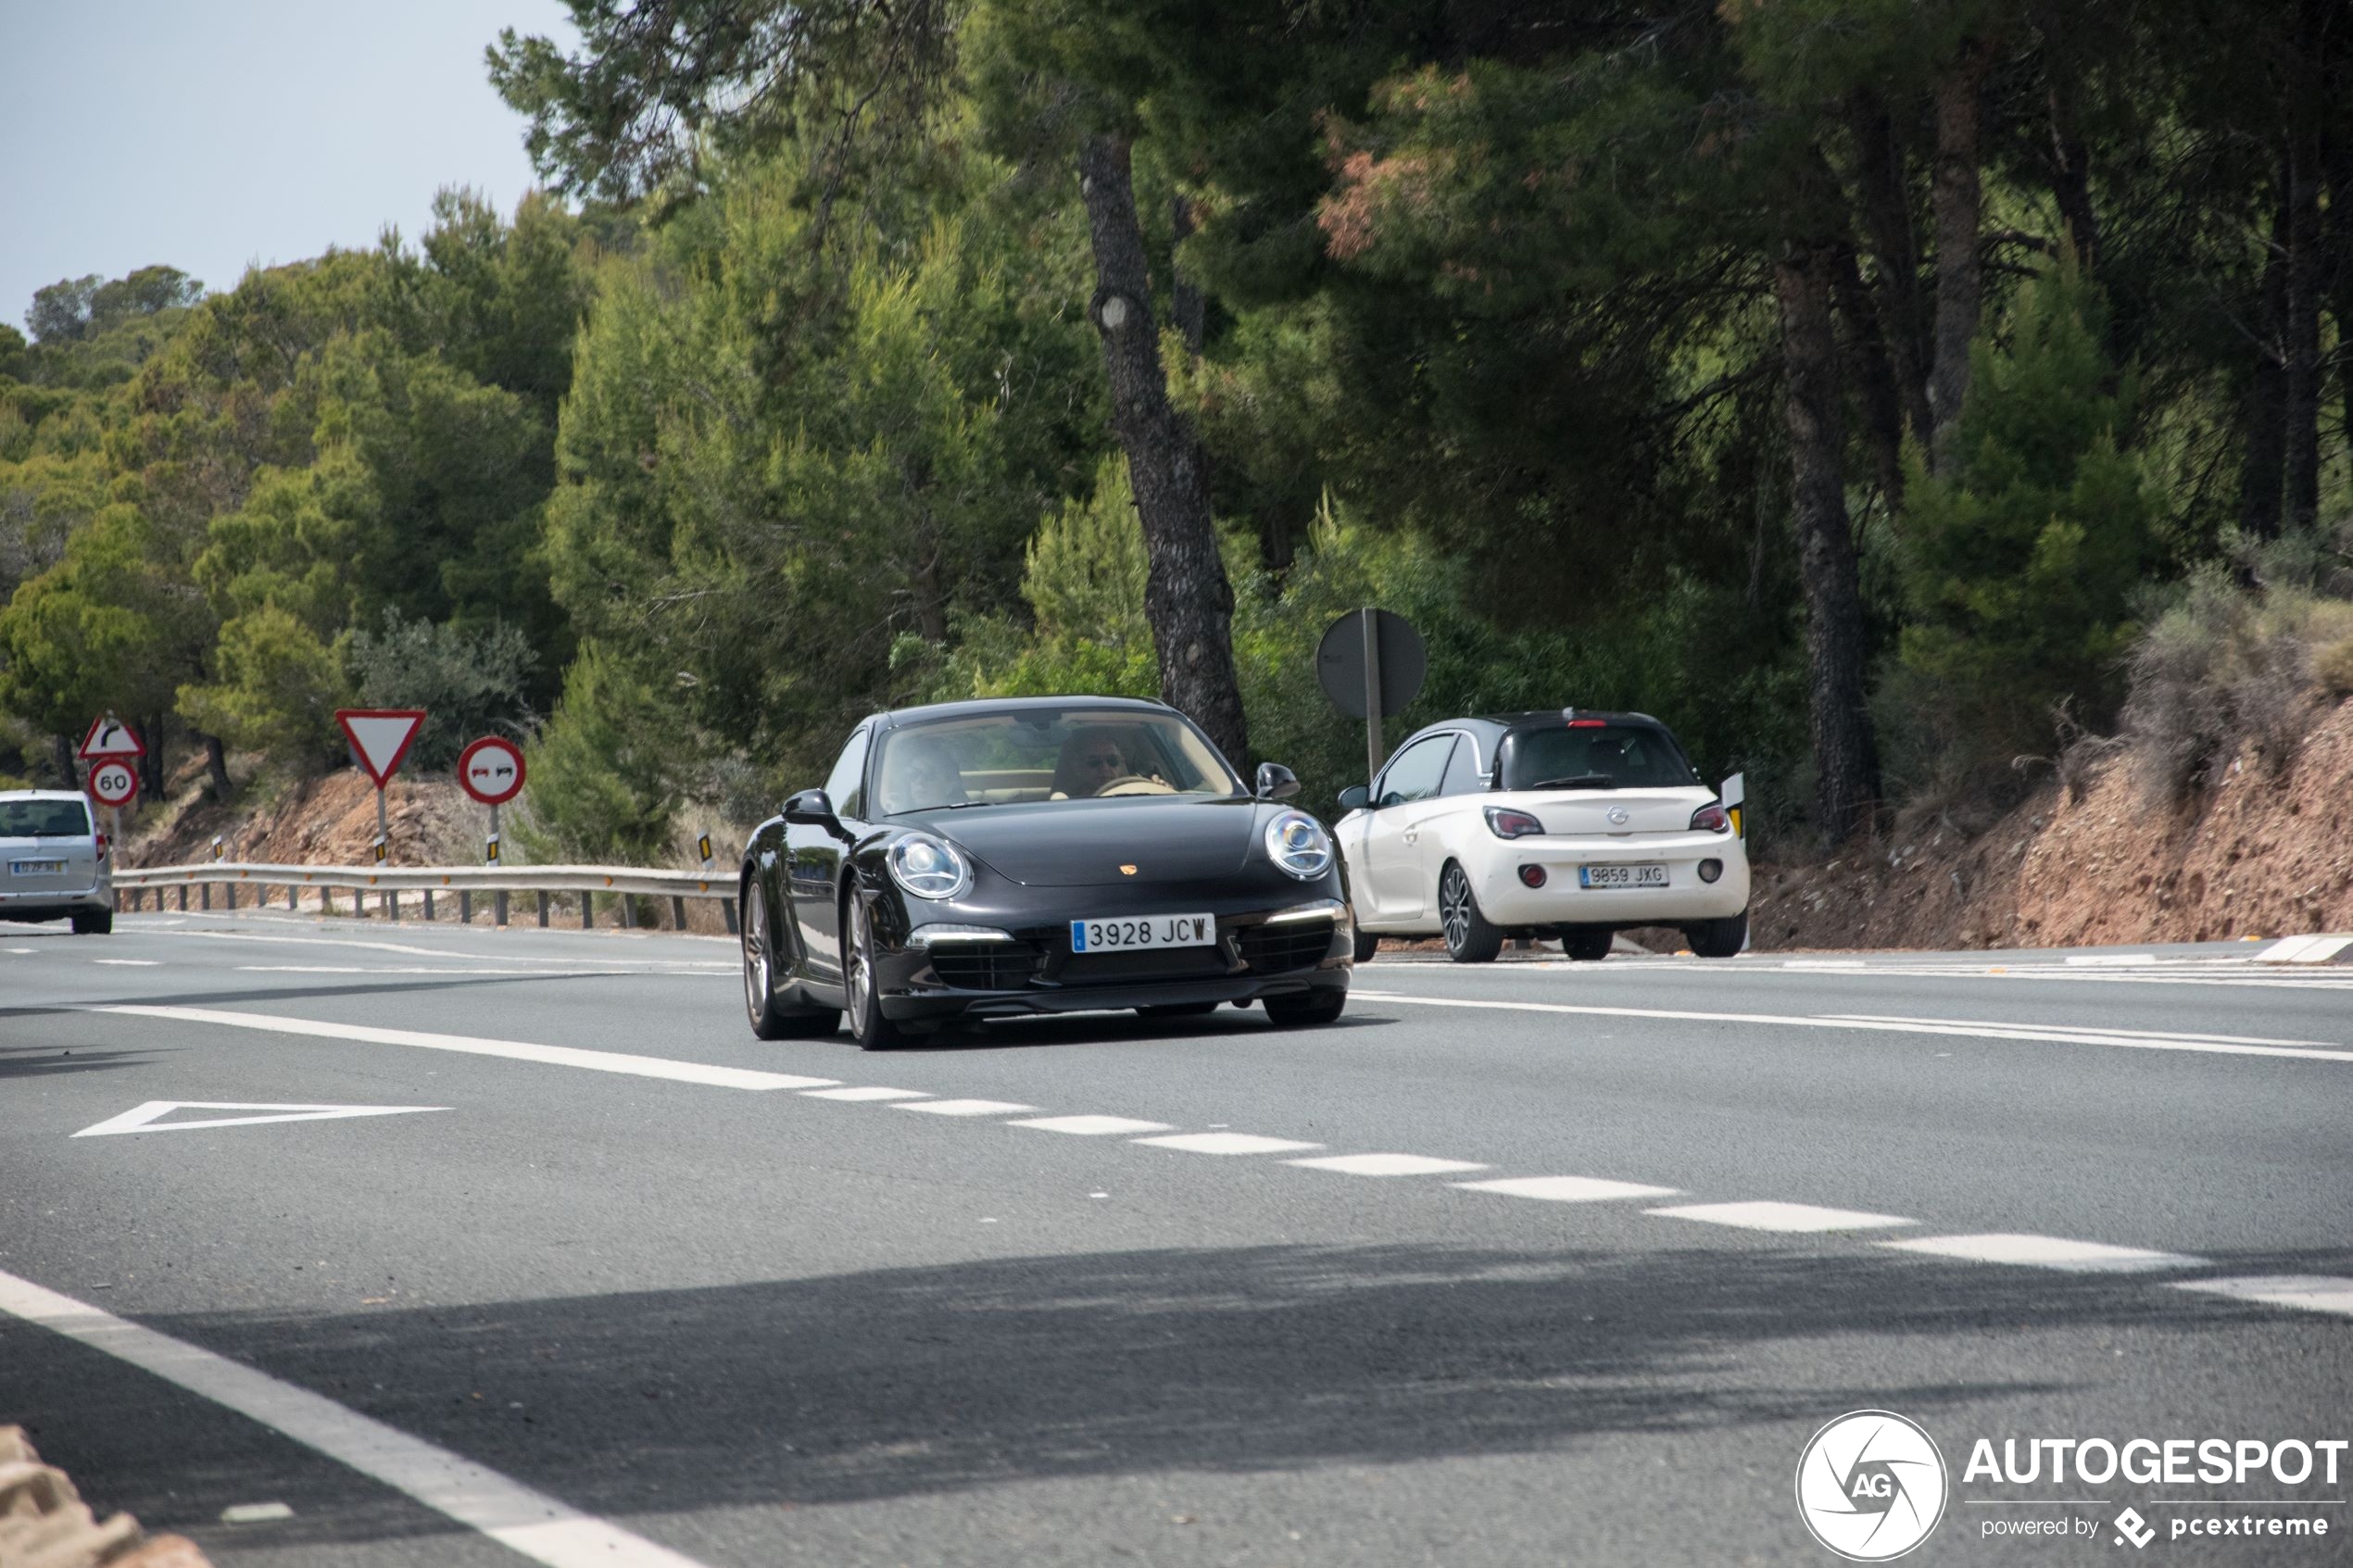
220, 1501, 296, 1524
0, 1267, 712, 1568
74, 1101, 447, 1137
1825, 1014, 2330, 1048
1650, 1200, 1918, 1233
5, 947, 33, 954
150, 929, 734, 970
2065, 953, 2157, 965
800, 1085, 932, 1101
1348, 989, 2353, 1062
892, 1098, 1038, 1117
1781, 960, 1866, 970
93, 958, 160, 966
1132, 1132, 1324, 1156
2172, 1275, 2353, 1317
1012, 1114, 1175, 1135
1453, 1175, 1680, 1203
235, 966, 670, 978
1879, 1233, 2203, 1273
2256, 935, 2353, 965
92, 1006, 837, 1092
1286, 1153, 1489, 1177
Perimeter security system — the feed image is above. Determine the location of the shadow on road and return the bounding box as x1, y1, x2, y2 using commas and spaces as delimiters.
17, 1237, 2342, 1555
0, 1043, 155, 1080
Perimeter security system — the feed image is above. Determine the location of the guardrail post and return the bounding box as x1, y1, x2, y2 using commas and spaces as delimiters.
459, 889, 472, 923
722, 897, 738, 935
495, 890, 509, 927
287, 884, 297, 912
178, 884, 187, 911
581, 891, 594, 930
200, 883, 210, 911
537, 890, 549, 927
618, 894, 633, 930
385, 890, 398, 922
671, 895, 687, 930
423, 889, 435, 922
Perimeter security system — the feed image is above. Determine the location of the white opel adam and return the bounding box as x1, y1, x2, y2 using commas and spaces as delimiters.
1334, 710, 1750, 963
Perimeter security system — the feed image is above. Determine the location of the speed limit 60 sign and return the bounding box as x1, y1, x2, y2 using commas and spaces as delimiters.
89, 759, 139, 807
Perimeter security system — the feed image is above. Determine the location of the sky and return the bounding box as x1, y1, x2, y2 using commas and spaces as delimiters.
0, 0, 579, 336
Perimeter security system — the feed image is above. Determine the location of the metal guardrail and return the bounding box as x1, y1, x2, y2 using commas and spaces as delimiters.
111, 859, 738, 932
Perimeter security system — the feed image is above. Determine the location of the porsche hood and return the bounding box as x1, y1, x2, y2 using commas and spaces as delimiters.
916, 797, 1265, 887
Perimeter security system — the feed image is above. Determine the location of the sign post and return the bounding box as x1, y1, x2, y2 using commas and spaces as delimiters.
457, 735, 526, 923
79, 715, 145, 858
1315, 609, 1428, 786
335, 709, 426, 863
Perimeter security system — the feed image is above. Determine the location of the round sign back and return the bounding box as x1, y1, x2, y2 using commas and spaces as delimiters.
89, 759, 140, 808
457, 736, 527, 806
1315, 608, 1427, 721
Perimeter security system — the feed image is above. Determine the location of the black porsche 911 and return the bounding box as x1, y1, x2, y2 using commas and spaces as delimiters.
738, 696, 1353, 1048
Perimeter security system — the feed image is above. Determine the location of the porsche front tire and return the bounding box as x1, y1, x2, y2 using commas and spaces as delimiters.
1265, 989, 1346, 1026
1352, 925, 1379, 965
744, 887, 838, 1040
1439, 862, 1504, 964
845, 894, 907, 1051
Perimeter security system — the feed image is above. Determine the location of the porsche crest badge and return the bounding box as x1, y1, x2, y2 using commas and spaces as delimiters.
1119, 863, 1139, 875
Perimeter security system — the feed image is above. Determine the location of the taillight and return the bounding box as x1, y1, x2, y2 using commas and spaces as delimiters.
1484, 806, 1544, 839
1690, 804, 1731, 834
95, 834, 110, 860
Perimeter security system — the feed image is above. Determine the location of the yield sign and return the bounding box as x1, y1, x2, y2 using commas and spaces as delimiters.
78, 715, 145, 760
73, 1101, 448, 1137
336, 709, 426, 787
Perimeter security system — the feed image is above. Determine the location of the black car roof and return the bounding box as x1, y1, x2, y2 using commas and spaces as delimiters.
872, 695, 1176, 732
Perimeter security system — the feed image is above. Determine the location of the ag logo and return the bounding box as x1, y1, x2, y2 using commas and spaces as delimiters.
1795, 1410, 1947, 1561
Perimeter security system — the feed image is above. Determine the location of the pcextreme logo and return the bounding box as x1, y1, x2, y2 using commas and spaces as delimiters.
1796, 1410, 1950, 1561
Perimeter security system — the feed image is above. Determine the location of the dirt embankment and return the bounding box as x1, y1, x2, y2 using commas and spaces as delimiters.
1751, 695, 2353, 950
120, 769, 483, 871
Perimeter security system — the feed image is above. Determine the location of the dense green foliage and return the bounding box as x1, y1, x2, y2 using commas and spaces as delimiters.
4, 0, 2349, 864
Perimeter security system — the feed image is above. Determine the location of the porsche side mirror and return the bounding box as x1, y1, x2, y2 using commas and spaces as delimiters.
784, 788, 838, 827
1255, 762, 1300, 801
1336, 784, 1370, 811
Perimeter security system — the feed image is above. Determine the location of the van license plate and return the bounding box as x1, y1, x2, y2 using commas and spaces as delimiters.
10, 860, 65, 876
1070, 913, 1215, 952
1579, 864, 1667, 889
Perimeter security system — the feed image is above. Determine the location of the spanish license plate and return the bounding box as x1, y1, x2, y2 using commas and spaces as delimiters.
1070, 912, 1215, 953
1579, 863, 1668, 889
9, 860, 64, 876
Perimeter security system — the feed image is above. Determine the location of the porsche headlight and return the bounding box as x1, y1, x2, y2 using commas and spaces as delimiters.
887, 833, 971, 900
1265, 810, 1334, 881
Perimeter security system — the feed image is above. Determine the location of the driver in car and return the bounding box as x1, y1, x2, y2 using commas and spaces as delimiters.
1050, 729, 1171, 797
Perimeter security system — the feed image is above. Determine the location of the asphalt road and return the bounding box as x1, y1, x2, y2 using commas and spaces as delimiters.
3, 912, 2348, 1567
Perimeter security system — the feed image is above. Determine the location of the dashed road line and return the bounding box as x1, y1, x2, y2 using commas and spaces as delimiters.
1287, 1153, 1489, 1177
2172, 1275, 2353, 1318
1453, 1175, 1680, 1203
1880, 1233, 2203, 1273
1133, 1132, 1325, 1156
893, 1098, 1038, 1117
801, 1085, 933, 1101
1650, 1200, 1918, 1233
1013, 1114, 1176, 1135
0, 1267, 714, 1568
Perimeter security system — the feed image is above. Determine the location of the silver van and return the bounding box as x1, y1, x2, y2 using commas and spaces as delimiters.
0, 790, 114, 934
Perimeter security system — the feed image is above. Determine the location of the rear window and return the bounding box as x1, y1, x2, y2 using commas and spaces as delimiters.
0, 798, 94, 837
1496, 724, 1697, 792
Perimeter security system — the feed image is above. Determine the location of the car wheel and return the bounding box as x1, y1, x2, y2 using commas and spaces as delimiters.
1685, 909, 1749, 958
844, 893, 906, 1051
70, 909, 113, 936
1352, 925, 1379, 965
1560, 924, 1611, 962
743, 886, 838, 1040
1438, 862, 1504, 964
1265, 989, 1346, 1026
1139, 1002, 1220, 1019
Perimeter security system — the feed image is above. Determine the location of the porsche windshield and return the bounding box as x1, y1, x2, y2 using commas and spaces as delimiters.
873, 709, 1242, 815
1497, 724, 1698, 791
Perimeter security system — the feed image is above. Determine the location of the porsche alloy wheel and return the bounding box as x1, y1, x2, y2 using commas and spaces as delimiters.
846, 894, 904, 1050
1440, 862, 1504, 964
743, 884, 838, 1040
